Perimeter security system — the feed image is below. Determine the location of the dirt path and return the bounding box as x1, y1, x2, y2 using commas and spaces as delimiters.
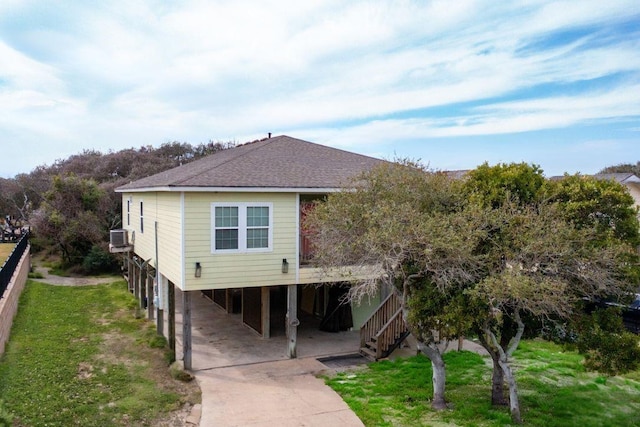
30, 265, 121, 286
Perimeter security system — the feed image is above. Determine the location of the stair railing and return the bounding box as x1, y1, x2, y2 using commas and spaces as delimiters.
360, 292, 408, 359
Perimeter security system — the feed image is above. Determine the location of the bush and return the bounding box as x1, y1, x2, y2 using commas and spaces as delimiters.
581, 332, 640, 375
82, 245, 119, 274
575, 307, 640, 375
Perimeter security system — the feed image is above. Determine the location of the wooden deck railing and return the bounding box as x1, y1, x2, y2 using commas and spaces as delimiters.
360, 292, 408, 360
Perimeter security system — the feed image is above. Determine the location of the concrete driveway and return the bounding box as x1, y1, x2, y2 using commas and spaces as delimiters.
195, 358, 364, 426
172, 291, 365, 426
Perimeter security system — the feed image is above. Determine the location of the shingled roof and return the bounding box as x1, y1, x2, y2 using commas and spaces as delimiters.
593, 173, 640, 184
116, 135, 385, 192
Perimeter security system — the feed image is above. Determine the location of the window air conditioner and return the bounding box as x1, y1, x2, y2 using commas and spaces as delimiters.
110, 229, 128, 247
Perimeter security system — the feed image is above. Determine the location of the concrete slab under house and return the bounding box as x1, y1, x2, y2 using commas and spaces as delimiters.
110, 135, 409, 370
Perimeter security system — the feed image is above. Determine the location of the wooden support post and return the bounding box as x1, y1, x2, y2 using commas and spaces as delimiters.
138, 264, 144, 303
129, 257, 136, 292
261, 286, 270, 339
168, 280, 176, 362
225, 289, 232, 314
182, 290, 192, 370
146, 273, 154, 320
133, 261, 139, 298
140, 266, 147, 310
157, 306, 164, 337
127, 253, 133, 290
286, 284, 298, 358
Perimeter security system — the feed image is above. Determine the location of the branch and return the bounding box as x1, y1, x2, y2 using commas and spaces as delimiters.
485, 325, 507, 361
507, 308, 525, 357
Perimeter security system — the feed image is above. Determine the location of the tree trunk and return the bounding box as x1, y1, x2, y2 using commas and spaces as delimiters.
490, 353, 507, 406
484, 323, 524, 425
476, 330, 507, 406
417, 342, 447, 410
499, 358, 522, 424
401, 276, 447, 410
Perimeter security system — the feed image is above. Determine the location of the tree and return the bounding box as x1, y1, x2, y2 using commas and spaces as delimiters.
31, 174, 110, 266
544, 173, 640, 374
307, 160, 638, 424
545, 174, 640, 246
4, 139, 237, 269
463, 163, 637, 424
470, 201, 633, 423
306, 161, 485, 409
465, 162, 545, 208
598, 161, 640, 176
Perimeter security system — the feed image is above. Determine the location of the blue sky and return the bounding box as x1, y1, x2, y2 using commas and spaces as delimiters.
1, 0, 639, 178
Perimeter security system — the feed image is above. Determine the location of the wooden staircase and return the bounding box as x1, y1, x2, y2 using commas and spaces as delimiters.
360, 292, 410, 361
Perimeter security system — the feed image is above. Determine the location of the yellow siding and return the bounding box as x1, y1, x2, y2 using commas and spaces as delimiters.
182, 192, 299, 291
626, 183, 640, 216
121, 192, 184, 287
121, 190, 377, 292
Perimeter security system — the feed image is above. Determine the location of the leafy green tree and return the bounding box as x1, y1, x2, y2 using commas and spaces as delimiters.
31, 174, 110, 267
308, 160, 637, 424
464, 163, 637, 423
468, 201, 632, 423
545, 174, 640, 246
306, 161, 484, 409
465, 162, 545, 208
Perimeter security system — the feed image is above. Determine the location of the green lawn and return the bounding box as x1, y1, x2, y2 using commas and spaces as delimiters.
0, 280, 200, 426
0, 244, 14, 263
326, 340, 640, 426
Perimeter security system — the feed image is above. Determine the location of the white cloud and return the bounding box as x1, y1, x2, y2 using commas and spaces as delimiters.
0, 0, 639, 177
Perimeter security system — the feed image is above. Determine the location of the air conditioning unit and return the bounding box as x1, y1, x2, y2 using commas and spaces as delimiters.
110, 229, 129, 247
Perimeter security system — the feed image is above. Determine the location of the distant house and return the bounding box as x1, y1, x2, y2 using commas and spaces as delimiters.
112, 135, 395, 366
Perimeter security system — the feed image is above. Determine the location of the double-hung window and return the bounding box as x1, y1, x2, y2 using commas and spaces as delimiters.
212, 203, 273, 252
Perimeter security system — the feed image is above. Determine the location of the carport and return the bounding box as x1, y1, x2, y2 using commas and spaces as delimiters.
168, 288, 361, 371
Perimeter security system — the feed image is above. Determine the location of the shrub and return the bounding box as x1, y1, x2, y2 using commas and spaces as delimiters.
82, 245, 119, 274
575, 307, 640, 375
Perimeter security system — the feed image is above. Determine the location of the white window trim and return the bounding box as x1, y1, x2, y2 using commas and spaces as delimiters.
211, 202, 273, 253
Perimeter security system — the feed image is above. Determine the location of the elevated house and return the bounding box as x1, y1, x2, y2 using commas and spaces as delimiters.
111, 135, 408, 367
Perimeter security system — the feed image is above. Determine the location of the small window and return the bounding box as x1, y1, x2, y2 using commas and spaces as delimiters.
140, 201, 144, 234
212, 203, 272, 253
214, 206, 239, 250
246, 206, 269, 249
126, 199, 131, 226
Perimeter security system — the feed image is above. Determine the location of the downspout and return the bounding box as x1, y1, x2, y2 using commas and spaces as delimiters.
295, 193, 300, 283
154, 220, 163, 336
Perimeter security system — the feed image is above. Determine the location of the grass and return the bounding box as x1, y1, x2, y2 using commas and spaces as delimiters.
0, 280, 200, 426
326, 340, 640, 426
0, 243, 15, 262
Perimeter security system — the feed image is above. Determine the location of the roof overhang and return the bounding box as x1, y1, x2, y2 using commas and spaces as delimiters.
115, 186, 344, 194
622, 175, 640, 184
